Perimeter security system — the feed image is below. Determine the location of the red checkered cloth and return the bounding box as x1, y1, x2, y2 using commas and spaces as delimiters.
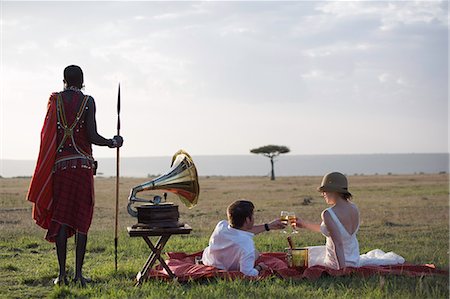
146, 251, 448, 282
45, 165, 94, 242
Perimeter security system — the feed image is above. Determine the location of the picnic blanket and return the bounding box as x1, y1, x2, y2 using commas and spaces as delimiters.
146, 251, 448, 282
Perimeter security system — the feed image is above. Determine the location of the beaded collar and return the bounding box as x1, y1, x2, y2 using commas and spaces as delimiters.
64, 86, 82, 92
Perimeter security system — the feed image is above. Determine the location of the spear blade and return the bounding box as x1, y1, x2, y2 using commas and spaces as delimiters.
117, 83, 121, 131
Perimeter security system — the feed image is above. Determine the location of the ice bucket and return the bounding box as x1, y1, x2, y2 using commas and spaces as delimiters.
286, 248, 309, 268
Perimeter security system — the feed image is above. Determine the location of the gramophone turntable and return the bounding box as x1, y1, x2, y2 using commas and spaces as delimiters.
127, 150, 199, 228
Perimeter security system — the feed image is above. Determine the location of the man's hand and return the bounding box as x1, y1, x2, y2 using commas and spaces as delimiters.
259, 262, 269, 270
109, 135, 124, 148
113, 135, 124, 147
255, 262, 269, 273
268, 219, 286, 230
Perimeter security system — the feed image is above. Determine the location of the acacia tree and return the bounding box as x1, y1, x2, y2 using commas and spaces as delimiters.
250, 145, 290, 180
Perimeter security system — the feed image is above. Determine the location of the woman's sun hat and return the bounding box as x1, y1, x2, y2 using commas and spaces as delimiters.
317, 172, 352, 196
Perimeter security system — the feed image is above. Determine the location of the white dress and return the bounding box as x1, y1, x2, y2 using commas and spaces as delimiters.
307, 207, 405, 269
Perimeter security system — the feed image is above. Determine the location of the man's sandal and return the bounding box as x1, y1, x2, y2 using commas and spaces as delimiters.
53, 276, 69, 286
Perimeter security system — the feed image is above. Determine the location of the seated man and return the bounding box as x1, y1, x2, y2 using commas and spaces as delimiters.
202, 200, 284, 276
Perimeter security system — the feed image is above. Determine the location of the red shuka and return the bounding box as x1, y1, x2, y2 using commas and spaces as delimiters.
27, 94, 58, 229
27, 91, 95, 242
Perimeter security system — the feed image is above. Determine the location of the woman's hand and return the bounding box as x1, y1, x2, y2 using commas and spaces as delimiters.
294, 216, 321, 233
295, 217, 305, 228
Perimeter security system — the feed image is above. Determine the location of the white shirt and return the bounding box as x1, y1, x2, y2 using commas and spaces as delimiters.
202, 220, 259, 276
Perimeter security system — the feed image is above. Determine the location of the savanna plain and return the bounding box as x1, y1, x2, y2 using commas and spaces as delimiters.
0, 174, 448, 298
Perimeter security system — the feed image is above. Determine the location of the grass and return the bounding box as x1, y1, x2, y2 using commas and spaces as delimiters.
0, 174, 448, 298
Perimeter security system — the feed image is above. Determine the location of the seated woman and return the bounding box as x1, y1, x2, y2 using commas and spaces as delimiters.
297, 172, 404, 269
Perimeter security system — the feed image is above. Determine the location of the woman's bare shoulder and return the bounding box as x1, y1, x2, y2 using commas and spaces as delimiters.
348, 201, 359, 211
321, 208, 331, 220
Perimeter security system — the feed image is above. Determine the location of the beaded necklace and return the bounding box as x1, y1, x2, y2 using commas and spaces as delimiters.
64, 86, 83, 92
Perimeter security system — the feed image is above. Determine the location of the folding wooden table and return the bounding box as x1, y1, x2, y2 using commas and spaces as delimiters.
127, 224, 192, 286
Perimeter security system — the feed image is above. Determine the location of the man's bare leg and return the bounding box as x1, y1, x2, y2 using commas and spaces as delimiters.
54, 225, 69, 285
74, 232, 90, 287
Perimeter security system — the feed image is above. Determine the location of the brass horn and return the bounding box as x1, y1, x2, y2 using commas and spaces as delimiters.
127, 150, 199, 217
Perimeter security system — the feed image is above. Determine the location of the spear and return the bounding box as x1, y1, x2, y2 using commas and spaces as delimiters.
114, 83, 121, 272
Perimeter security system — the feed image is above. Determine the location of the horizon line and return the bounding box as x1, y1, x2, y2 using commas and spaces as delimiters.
1, 152, 448, 161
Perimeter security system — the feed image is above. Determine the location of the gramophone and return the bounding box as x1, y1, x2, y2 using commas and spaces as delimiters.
127, 150, 199, 228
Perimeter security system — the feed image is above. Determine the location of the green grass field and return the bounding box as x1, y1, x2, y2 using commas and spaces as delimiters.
0, 174, 448, 298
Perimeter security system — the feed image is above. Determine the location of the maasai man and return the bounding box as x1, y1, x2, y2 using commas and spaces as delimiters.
27, 65, 123, 286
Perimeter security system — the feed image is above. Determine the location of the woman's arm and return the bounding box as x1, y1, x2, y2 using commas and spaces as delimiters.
296, 217, 322, 233
85, 97, 121, 147
322, 210, 346, 269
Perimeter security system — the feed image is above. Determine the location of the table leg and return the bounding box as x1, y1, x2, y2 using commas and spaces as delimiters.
136, 243, 157, 283
157, 258, 176, 280
148, 238, 178, 280
136, 235, 172, 285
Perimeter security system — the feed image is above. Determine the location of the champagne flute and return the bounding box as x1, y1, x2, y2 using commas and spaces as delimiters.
280, 211, 289, 233
288, 212, 298, 234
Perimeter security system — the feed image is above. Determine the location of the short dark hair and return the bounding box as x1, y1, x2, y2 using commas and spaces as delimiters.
227, 200, 254, 229
340, 192, 353, 201
64, 65, 84, 88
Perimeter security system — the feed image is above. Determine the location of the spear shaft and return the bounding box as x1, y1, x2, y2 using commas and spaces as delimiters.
114, 84, 121, 272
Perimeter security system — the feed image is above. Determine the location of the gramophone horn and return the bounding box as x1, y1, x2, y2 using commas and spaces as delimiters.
127, 150, 200, 217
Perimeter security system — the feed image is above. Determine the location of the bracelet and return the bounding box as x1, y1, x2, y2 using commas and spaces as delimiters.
264, 223, 270, 231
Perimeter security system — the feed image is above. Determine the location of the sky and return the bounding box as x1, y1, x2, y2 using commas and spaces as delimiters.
0, 1, 448, 160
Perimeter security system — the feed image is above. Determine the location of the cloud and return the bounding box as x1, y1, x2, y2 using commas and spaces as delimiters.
378, 72, 408, 86
303, 42, 376, 58
153, 13, 181, 20
378, 73, 391, 83
300, 69, 339, 81
220, 25, 257, 36
54, 38, 72, 49
317, 1, 448, 31
16, 41, 38, 54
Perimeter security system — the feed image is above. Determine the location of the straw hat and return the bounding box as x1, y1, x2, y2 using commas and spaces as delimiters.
317, 172, 352, 196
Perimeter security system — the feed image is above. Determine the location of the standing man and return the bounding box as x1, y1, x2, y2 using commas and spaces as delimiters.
27, 65, 123, 286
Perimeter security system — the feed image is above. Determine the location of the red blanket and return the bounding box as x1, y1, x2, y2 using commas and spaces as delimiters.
27, 94, 58, 229
147, 252, 448, 282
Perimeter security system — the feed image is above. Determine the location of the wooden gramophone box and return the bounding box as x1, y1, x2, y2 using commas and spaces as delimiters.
136, 203, 181, 228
